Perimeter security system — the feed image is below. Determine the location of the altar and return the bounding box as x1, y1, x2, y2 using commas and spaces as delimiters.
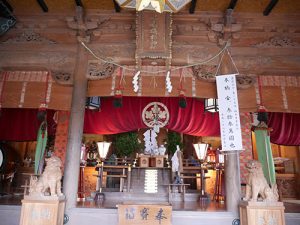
81, 155, 172, 195
78, 151, 216, 206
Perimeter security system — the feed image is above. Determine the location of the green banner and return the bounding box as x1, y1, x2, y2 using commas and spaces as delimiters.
254, 129, 276, 185
34, 121, 48, 175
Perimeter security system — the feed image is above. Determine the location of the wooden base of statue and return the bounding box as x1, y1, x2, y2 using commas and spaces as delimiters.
19, 196, 65, 225
239, 201, 285, 225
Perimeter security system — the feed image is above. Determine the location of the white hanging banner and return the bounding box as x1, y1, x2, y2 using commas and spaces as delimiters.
216, 74, 243, 151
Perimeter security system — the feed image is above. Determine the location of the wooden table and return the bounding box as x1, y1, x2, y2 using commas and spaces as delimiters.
162, 184, 190, 203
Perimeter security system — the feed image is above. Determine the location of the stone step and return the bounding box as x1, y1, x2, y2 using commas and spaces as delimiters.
122, 168, 172, 194
100, 191, 204, 203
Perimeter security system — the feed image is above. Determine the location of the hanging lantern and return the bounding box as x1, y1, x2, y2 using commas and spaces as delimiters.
86, 96, 101, 110
137, 0, 165, 13
206, 147, 216, 164
115, 0, 192, 13
204, 98, 219, 113
216, 148, 225, 164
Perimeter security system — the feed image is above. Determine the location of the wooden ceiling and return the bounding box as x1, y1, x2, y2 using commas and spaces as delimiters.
6, 0, 300, 15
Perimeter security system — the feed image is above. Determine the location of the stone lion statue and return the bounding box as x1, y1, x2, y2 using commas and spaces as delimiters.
29, 156, 63, 197
243, 160, 278, 202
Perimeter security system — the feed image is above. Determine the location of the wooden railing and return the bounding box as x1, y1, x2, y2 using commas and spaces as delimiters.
94, 165, 131, 192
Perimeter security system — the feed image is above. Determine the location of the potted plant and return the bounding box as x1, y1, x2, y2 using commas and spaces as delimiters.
114, 132, 141, 158
166, 131, 183, 155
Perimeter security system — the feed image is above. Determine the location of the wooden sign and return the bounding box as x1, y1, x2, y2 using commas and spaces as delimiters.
118, 204, 172, 225
136, 11, 172, 59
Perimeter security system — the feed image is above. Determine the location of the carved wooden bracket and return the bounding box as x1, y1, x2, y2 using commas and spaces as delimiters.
236, 75, 256, 89
253, 36, 300, 48
208, 9, 242, 45
87, 60, 116, 80
192, 65, 255, 89
2, 30, 57, 44
51, 71, 73, 85
192, 65, 217, 82
66, 6, 100, 42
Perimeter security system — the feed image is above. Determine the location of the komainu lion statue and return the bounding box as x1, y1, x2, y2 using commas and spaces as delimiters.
243, 160, 279, 202
29, 156, 63, 197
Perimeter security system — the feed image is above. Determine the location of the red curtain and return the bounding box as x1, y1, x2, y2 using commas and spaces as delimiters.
268, 112, 300, 146
84, 97, 220, 136
0, 108, 56, 141
2, 100, 299, 145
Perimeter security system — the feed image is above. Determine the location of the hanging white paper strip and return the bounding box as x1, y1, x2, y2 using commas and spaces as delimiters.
216, 74, 243, 151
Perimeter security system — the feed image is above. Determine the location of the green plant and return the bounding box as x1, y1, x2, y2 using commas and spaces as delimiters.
166, 131, 183, 155
114, 132, 141, 157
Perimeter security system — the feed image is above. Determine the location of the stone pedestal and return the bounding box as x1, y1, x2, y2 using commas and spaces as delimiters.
239, 201, 285, 225
19, 196, 65, 225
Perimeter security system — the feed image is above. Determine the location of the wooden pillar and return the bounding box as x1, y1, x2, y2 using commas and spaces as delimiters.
63, 43, 88, 211
220, 50, 241, 215
225, 152, 241, 214
127, 165, 132, 192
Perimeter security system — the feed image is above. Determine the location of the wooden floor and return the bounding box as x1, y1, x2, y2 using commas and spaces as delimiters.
1, 194, 299, 213
0, 195, 300, 225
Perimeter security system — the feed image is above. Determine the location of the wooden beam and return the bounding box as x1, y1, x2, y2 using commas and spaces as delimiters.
75, 0, 83, 7
227, 0, 238, 10
113, 0, 121, 13
2, 0, 13, 12
36, 0, 48, 12
189, 0, 197, 14
263, 0, 279, 16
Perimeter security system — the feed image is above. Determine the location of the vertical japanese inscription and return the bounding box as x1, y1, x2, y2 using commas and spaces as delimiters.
216, 74, 243, 151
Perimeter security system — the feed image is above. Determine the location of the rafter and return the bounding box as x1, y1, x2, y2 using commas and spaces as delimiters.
263, 0, 279, 16
228, 0, 238, 10
36, 0, 48, 12
189, 0, 197, 14
75, 0, 83, 7
113, 0, 121, 13
2, 0, 13, 12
